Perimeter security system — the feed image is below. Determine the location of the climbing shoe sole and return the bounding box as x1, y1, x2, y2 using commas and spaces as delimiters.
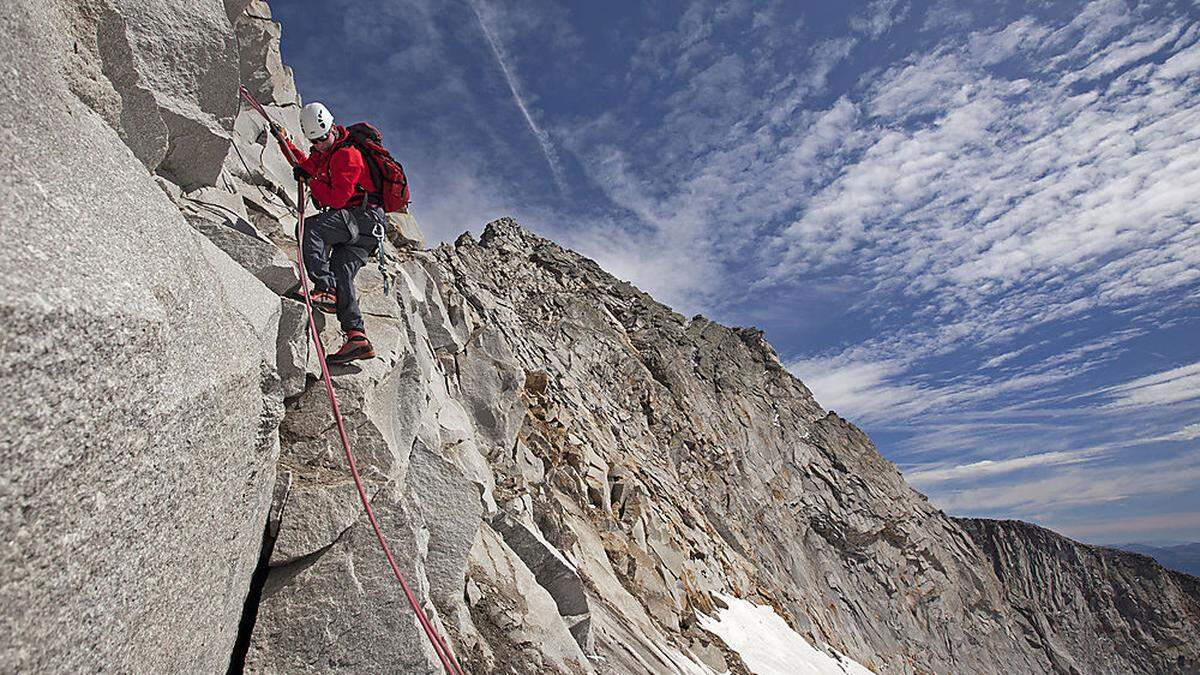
327, 344, 376, 365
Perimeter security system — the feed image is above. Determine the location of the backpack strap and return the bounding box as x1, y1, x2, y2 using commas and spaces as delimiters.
342, 131, 386, 207
360, 152, 385, 207
330, 131, 381, 208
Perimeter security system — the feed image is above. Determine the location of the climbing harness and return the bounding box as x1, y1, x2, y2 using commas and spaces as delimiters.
238, 86, 463, 675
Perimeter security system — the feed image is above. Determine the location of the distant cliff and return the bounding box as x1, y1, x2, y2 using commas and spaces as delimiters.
960, 519, 1200, 674
2, 0, 1198, 673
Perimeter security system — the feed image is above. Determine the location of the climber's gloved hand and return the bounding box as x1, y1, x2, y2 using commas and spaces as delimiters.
269, 121, 288, 142
293, 165, 311, 182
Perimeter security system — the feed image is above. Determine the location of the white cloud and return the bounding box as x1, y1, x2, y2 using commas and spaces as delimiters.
1156, 35, 1200, 80
786, 357, 929, 419
1042, 0, 1135, 63
851, 0, 911, 39
408, 167, 513, 245
1048, 511, 1200, 544
786, 346, 1094, 425
905, 450, 1092, 487
930, 449, 1200, 514
469, 0, 568, 193
980, 344, 1037, 369
1166, 423, 1200, 441
1099, 361, 1200, 409
896, 409, 1200, 483
1059, 17, 1185, 86
746, 7, 1200, 438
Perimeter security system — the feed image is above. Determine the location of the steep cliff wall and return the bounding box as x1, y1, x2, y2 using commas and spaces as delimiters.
960, 518, 1200, 674
1, 0, 280, 671
3, 1, 1198, 673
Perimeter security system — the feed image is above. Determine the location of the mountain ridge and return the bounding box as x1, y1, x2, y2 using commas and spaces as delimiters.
1110, 542, 1200, 578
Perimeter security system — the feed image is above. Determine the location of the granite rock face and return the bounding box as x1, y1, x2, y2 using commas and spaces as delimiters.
5, 0, 1200, 673
467, 523, 593, 673
420, 219, 1200, 673
388, 211, 428, 250
245, 267, 488, 672
0, 0, 281, 671
58, 0, 241, 188
233, 1, 299, 107
960, 518, 1200, 674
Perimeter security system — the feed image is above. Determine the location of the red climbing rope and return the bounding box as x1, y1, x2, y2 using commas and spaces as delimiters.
238, 86, 465, 675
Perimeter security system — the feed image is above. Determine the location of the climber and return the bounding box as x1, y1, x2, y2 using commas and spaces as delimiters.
271, 102, 382, 365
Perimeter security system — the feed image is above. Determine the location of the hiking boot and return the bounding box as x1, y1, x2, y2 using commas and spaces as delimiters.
308, 289, 338, 314
327, 330, 375, 365
287, 286, 338, 313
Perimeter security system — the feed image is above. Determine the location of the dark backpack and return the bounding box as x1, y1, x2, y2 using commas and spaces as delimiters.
342, 122, 410, 213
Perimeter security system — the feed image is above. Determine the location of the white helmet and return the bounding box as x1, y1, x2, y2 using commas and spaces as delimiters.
300, 102, 334, 140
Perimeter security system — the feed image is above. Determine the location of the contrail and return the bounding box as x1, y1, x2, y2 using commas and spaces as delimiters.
469, 0, 568, 194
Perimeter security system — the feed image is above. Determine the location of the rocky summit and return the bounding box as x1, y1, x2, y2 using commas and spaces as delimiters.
2, 1, 1198, 673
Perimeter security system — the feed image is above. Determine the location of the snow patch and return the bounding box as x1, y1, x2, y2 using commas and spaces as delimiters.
698, 594, 874, 675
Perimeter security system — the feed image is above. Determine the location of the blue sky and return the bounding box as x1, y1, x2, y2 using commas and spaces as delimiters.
270, 0, 1200, 545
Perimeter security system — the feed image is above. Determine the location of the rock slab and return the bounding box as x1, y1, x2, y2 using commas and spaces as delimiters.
0, 1, 282, 671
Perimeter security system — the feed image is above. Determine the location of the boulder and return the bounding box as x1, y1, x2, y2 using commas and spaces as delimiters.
396, 259, 465, 353
387, 211, 427, 250
467, 523, 593, 674
422, 395, 497, 514
246, 445, 479, 673
233, 1, 299, 106
454, 326, 526, 451
240, 177, 297, 229
490, 511, 591, 649
201, 224, 296, 295
181, 190, 297, 297
408, 441, 485, 613
223, 0, 254, 23
270, 479, 369, 565
180, 184, 254, 234
226, 104, 303, 202
275, 298, 315, 399
246, 482, 447, 673
274, 341, 416, 483
60, 0, 241, 189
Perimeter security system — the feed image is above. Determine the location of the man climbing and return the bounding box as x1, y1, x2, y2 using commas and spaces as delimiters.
273, 102, 383, 365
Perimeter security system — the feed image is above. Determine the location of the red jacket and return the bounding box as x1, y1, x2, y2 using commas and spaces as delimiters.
284, 126, 377, 209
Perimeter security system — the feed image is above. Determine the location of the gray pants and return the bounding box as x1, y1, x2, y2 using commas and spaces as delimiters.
301, 205, 383, 333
